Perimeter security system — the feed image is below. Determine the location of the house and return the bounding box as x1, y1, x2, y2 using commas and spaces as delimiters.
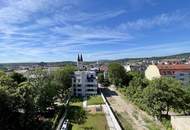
99, 65, 109, 79
145, 64, 190, 84
72, 54, 97, 97
123, 65, 131, 72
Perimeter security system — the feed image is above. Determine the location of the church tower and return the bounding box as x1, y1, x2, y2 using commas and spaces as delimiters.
77, 54, 84, 70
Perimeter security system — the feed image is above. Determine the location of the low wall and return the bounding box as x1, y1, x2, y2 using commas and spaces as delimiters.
101, 93, 122, 130
171, 116, 190, 130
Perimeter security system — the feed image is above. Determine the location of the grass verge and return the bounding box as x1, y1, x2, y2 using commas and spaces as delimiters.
115, 112, 134, 130
71, 113, 109, 130
87, 95, 104, 105
69, 96, 83, 106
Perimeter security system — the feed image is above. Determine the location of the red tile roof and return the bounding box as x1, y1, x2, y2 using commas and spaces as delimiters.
156, 64, 190, 75
157, 64, 190, 70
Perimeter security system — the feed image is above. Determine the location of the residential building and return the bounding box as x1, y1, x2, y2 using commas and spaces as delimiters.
123, 64, 147, 72
123, 65, 131, 72
99, 65, 109, 79
72, 54, 97, 96
145, 64, 190, 84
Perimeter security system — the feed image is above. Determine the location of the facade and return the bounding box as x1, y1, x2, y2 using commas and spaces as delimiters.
72, 54, 98, 96
124, 65, 131, 72
145, 64, 190, 84
99, 65, 109, 79
72, 71, 97, 96
124, 64, 147, 72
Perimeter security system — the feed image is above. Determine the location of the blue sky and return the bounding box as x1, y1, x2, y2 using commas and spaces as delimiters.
0, 0, 190, 63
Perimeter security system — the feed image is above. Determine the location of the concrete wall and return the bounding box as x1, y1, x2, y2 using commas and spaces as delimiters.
101, 93, 122, 130
171, 116, 190, 130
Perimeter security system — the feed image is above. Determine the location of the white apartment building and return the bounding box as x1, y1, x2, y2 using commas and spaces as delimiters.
145, 64, 190, 84
72, 54, 98, 96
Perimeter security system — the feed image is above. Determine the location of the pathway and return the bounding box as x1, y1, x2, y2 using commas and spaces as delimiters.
102, 85, 165, 130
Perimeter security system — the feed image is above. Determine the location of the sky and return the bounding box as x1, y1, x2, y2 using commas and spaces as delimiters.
0, 0, 190, 63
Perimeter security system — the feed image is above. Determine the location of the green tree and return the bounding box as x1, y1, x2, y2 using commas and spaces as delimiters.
97, 72, 110, 87
108, 63, 127, 86
17, 82, 36, 129
52, 66, 76, 101
126, 75, 148, 109
10, 72, 27, 84
36, 78, 57, 112
97, 73, 104, 84
0, 72, 21, 130
67, 106, 87, 124
143, 77, 184, 120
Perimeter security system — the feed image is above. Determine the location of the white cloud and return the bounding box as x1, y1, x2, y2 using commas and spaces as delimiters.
119, 11, 189, 30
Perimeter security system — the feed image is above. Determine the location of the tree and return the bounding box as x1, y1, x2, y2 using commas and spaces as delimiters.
67, 106, 87, 124
143, 77, 185, 120
97, 72, 110, 87
97, 73, 104, 84
181, 86, 190, 114
52, 65, 76, 101
126, 77, 148, 108
36, 78, 57, 112
17, 82, 36, 129
10, 72, 27, 84
0, 72, 21, 130
108, 63, 127, 86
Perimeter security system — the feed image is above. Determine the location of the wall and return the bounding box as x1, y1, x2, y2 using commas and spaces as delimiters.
171, 116, 190, 130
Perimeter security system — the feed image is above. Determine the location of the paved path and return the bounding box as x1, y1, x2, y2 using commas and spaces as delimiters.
56, 97, 70, 130
83, 96, 87, 108
102, 86, 164, 130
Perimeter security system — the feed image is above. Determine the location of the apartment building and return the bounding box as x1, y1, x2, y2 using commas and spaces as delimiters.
72, 54, 97, 96
145, 64, 190, 84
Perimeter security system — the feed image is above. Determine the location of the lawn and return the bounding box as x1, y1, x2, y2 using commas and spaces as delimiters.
87, 95, 104, 105
71, 113, 109, 130
69, 97, 83, 106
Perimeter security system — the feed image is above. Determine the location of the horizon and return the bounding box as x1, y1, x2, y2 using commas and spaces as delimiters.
0, 52, 189, 64
0, 0, 190, 63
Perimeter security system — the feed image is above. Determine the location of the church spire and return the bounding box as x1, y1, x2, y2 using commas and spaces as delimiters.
77, 54, 80, 61
80, 54, 83, 62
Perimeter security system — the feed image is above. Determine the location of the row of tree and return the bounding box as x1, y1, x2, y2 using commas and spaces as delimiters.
0, 66, 75, 130
107, 63, 190, 120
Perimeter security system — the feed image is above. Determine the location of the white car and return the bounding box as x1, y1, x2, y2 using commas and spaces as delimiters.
61, 119, 69, 130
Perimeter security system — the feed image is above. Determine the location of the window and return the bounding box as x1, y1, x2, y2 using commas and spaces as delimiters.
77, 89, 82, 91
86, 89, 95, 92
86, 84, 94, 87
77, 84, 81, 87
77, 79, 80, 82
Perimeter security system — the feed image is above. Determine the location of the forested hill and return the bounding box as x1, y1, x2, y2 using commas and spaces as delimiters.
113, 52, 190, 63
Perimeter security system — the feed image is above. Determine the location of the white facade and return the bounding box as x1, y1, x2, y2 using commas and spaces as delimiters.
145, 65, 161, 80
72, 71, 97, 96
175, 72, 190, 84
145, 64, 190, 84
124, 65, 131, 72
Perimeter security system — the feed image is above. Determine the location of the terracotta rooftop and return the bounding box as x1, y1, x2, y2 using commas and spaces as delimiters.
157, 64, 190, 70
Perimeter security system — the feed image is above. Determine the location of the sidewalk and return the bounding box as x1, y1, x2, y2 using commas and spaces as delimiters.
83, 96, 87, 108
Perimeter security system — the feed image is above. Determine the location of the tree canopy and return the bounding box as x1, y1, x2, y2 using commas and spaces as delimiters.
108, 63, 128, 86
